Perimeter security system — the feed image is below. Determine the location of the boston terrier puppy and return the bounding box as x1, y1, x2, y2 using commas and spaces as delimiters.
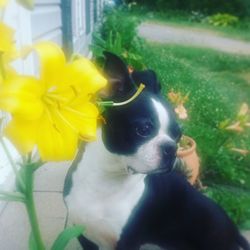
63, 53, 250, 250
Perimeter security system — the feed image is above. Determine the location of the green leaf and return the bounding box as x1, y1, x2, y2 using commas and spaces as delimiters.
16, 0, 34, 10
51, 225, 84, 250
29, 232, 38, 250
0, 191, 26, 203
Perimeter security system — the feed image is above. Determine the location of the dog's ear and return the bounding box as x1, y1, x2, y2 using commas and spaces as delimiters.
102, 52, 135, 101
131, 70, 161, 94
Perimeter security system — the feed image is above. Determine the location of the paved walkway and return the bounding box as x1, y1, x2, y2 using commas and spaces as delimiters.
0, 162, 82, 250
138, 22, 250, 55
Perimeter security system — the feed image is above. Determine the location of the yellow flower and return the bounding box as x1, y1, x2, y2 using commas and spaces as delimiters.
0, 22, 15, 54
238, 102, 248, 117
167, 90, 189, 119
167, 89, 189, 106
0, 42, 107, 161
0, 22, 17, 81
0, 0, 8, 8
230, 148, 249, 156
175, 104, 188, 120
224, 103, 250, 133
225, 121, 244, 132
167, 90, 179, 104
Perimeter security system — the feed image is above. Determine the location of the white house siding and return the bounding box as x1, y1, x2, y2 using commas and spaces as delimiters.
0, 0, 105, 204
72, 0, 96, 55
32, 0, 63, 45
71, 0, 105, 55
72, 0, 88, 54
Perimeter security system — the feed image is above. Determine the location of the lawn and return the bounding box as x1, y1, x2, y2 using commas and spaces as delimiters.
129, 7, 250, 42
93, 7, 250, 228
138, 43, 250, 228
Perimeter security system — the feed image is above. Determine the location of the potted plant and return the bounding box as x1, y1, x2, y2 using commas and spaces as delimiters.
167, 90, 200, 185
177, 135, 200, 185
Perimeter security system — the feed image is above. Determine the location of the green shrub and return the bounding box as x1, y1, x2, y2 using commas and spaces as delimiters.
205, 13, 239, 27
91, 8, 145, 69
125, 0, 250, 18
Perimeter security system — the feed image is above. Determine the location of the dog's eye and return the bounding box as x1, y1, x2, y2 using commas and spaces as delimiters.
136, 122, 153, 137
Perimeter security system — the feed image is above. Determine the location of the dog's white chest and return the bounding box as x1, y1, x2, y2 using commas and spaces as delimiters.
65, 139, 145, 249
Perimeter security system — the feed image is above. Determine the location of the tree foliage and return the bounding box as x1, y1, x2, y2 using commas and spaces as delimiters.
125, 0, 250, 17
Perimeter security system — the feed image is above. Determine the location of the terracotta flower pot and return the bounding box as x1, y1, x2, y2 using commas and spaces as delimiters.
177, 135, 200, 185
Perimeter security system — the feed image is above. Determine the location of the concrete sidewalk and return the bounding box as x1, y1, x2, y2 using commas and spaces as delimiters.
0, 162, 82, 250
138, 22, 250, 55
0, 162, 249, 249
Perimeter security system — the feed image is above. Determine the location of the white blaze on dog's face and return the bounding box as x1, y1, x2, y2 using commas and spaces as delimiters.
102, 53, 181, 174
123, 98, 178, 174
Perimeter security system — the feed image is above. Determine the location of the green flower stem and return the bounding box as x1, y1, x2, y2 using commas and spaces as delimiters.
24, 165, 45, 250
0, 137, 26, 191
0, 139, 45, 248
0, 190, 26, 202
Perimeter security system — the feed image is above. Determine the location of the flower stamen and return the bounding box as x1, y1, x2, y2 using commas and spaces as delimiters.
64, 106, 96, 120
54, 109, 79, 134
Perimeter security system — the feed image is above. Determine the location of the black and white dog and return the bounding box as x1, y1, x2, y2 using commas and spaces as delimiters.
64, 53, 250, 250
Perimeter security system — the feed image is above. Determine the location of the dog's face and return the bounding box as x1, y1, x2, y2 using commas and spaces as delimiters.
101, 53, 181, 174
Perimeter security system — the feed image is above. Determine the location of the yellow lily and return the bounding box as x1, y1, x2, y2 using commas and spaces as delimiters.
175, 104, 188, 120
0, 22, 17, 82
0, 42, 107, 161
230, 148, 249, 156
0, 22, 15, 54
0, 0, 8, 8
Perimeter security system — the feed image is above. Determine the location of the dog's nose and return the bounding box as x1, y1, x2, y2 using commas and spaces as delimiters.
161, 141, 177, 157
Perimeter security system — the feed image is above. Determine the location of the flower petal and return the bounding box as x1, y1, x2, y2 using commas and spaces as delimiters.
0, 22, 15, 53
226, 121, 244, 132
4, 116, 38, 154
65, 58, 107, 95
0, 76, 44, 119
37, 112, 78, 161
238, 103, 249, 116
33, 42, 66, 88
61, 101, 99, 141
230, 148, 249, 156
0, 0, 8, 8
175, 104, 188, 120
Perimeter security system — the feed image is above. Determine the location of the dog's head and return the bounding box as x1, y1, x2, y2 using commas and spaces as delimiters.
101, 52, 181, 174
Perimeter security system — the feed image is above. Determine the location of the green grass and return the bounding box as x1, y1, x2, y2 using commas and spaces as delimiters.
140, 44, 250, 180
128, 7, 250, 42
139, 43, 250, 227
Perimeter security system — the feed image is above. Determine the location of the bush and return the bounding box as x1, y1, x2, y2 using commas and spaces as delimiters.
91, 7, 145, 69
125, 0, 250, 18
205, 13, 239, 27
